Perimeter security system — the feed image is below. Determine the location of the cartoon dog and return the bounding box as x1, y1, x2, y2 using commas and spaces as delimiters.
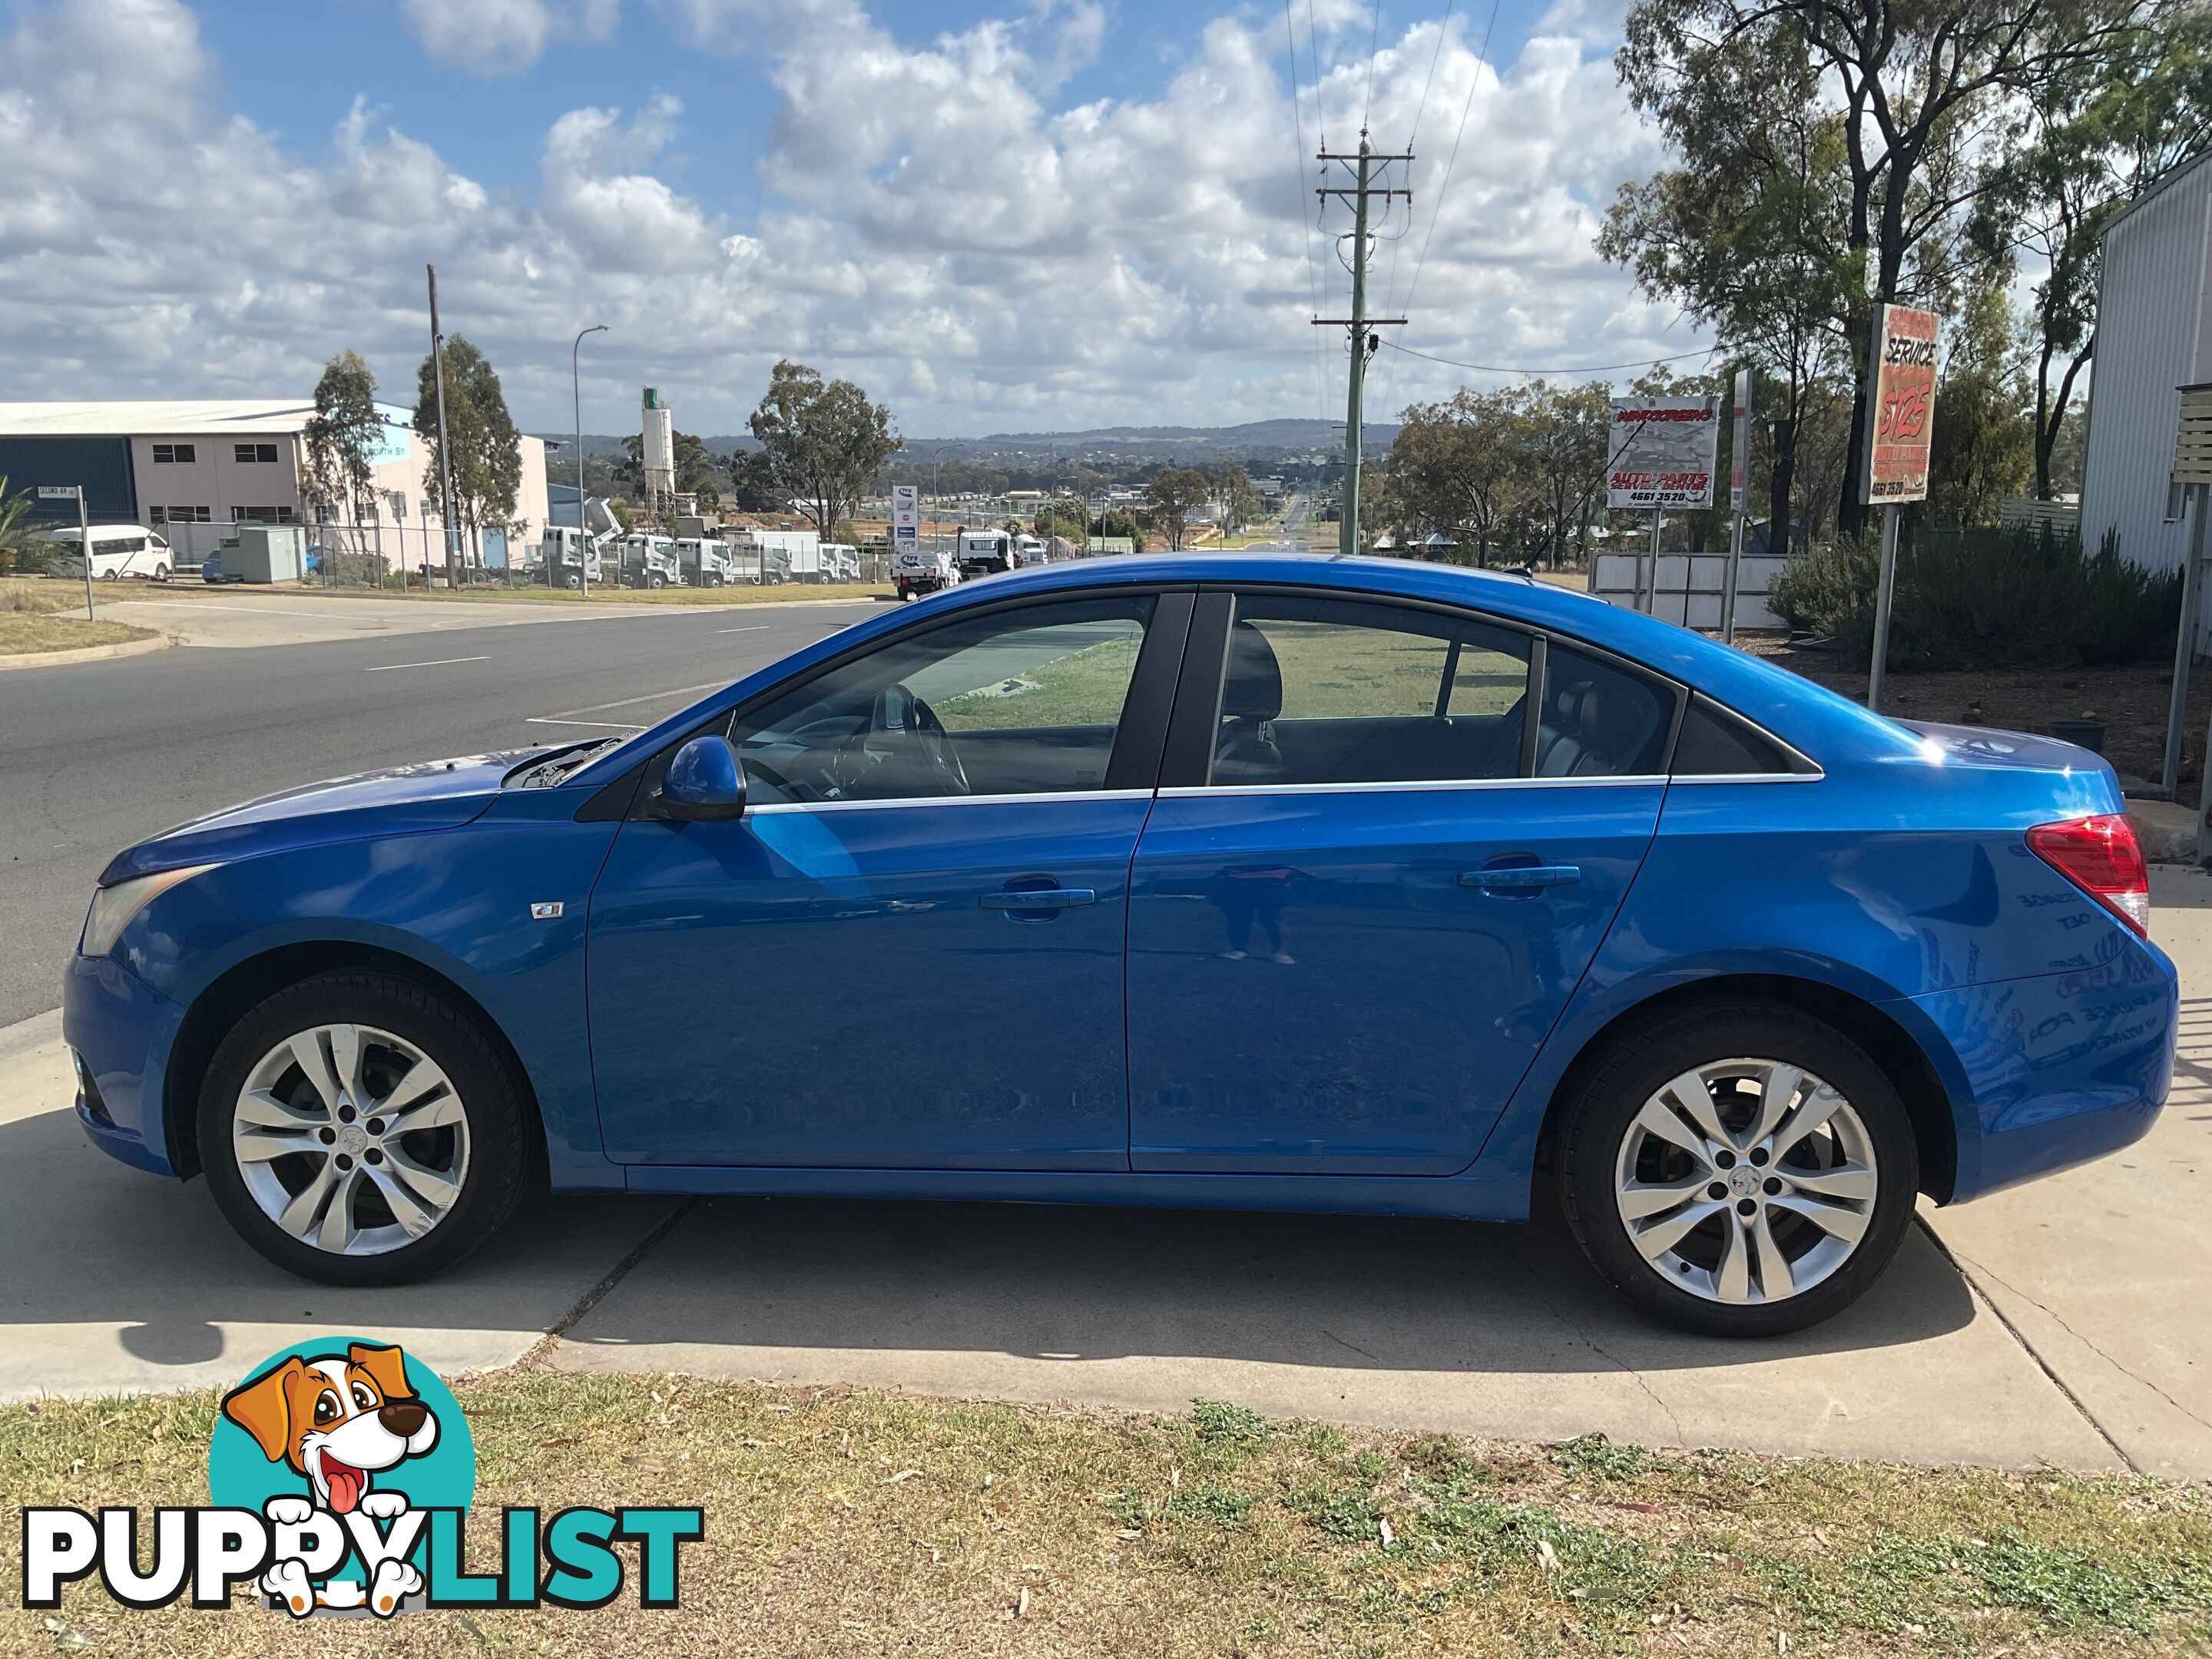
220, 1342, 438, 1617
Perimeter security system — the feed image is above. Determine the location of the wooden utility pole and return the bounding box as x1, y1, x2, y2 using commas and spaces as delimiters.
1313, 131, 1409, 559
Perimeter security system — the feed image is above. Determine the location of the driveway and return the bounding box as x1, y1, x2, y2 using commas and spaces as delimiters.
2, 873, 2205, 1475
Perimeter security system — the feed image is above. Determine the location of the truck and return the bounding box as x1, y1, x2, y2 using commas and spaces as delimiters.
819, 542, 863, 582
955, 527, 1022, 577
720, 530, 791, 585
674, 536, 737, 588
535, 526, 603, 589
611, 532, 680, 589
750, 528, 824, 582
892, 545, 960, 601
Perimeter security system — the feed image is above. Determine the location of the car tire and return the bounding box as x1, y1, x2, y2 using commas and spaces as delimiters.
152, 563, 169, 583
196, 972, 536, 1286
1554, 1000, 1918, 1338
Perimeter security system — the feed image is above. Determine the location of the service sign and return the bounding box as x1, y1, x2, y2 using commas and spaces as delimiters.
1607, 397, 1720, 509
1863, 304, 1939, 504
892, 484, 919, 548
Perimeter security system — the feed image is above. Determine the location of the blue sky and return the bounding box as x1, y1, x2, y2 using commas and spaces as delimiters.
0, 0, 1683, 434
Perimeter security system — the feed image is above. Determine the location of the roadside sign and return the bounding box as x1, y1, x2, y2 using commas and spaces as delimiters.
1729, 369, 1750, 512
1862, 304, 1939, 504
36, 485, 79, 500
892, 483, 919, 548
1607, 398, 1719, 509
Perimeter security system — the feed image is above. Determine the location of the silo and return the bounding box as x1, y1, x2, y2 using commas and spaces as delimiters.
641, 386, 675, 508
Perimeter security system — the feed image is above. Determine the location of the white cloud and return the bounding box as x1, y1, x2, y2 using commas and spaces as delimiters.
0, 0, 1686, 435
397, 0, 619, 73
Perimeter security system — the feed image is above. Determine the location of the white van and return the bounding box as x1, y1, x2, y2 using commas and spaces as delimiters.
40, 525, 177, 581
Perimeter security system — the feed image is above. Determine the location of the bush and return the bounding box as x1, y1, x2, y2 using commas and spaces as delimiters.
1767, 525, 2179, 671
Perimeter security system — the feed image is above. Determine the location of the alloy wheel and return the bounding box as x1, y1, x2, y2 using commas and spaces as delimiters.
1611, 1058, 1878, 1305
230, 1023, 472, 1257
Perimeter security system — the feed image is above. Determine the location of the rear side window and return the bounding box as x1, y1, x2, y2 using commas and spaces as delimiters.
1211, 595, 1532, 786
1672, 694, 1810, 776
1535, 641, 1674, 778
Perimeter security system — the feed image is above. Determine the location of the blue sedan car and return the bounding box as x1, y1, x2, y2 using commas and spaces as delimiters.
64, 555, 2174, 1336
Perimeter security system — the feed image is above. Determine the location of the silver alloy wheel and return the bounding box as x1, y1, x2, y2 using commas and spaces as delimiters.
230, 1023, 471, 1257
1612, 1058, 1879, 1305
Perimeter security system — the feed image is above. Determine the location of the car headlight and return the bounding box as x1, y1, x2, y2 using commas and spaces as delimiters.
81, 864, 219, 958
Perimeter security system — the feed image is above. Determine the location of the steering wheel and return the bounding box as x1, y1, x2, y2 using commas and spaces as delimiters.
830, 683, 971, 798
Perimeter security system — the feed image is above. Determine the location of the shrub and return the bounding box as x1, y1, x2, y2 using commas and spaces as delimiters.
1767, 525, 2179, 671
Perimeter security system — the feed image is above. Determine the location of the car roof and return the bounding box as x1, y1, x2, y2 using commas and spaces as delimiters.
572, 552, 1921, 787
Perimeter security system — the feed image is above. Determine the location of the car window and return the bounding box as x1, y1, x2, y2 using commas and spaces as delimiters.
1213, 594, 1532, 786
1673, 694, 1809, 776
1535, 641, 1675, 778
728, 595, 1157, 803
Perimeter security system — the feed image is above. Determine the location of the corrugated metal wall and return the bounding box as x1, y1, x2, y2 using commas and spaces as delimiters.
2080, 157, 2212, 583
0, 435, 136, 522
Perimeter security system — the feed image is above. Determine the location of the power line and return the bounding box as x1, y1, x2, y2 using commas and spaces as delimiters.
1378, 3, 1452, 328
1380, 338, 1720, 376
1363, 0, 1385, 134
1373, 0, 1503, 416
1308, 0, 1326, 152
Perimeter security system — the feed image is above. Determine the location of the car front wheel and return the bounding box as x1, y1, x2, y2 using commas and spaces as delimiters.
1555, 1002, 1917, 1337
197, 972, 534, 1285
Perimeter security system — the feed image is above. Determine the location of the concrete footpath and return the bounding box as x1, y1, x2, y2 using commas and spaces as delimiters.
2, 871, 2207, 1474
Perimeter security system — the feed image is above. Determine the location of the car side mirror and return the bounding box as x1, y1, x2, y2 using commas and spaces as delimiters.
656, 735, 746, 823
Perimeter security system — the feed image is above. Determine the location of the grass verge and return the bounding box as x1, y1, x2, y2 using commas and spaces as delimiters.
5, 1377, 2209, 1657
0, 579, 154, 655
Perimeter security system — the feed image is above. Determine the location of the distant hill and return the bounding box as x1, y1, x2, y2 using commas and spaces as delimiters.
537, 419, 1391, 463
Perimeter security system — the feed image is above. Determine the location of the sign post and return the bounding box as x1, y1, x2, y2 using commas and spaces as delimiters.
1723, 368, 1751, 644
38, 485, 92, 619
1861, 304, 1939, 713
1608, 397, 1720, 618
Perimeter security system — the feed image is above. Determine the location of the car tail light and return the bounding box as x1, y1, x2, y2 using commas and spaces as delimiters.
2027, 813, 2150, 936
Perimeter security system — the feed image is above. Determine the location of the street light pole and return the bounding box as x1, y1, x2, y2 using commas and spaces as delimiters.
572, 324, 608, 600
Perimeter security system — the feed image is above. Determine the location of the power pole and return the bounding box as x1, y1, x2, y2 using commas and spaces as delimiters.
1313, 131, 1409, 558
426, 263, 459, 588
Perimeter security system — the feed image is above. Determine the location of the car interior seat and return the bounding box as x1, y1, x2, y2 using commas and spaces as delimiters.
1213, 621, 1286, 784
1537, 678, 1646, 777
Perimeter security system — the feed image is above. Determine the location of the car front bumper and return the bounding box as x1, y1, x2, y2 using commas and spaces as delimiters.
61, 952, 190, 1177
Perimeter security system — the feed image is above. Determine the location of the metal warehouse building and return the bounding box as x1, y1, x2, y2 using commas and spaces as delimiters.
0, 399, 551, 567
2081, 151, 2212, 585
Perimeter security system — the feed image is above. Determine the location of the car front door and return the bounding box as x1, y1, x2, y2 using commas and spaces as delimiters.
588, 590, 1188, 1169
1127, 590, 1673, 1175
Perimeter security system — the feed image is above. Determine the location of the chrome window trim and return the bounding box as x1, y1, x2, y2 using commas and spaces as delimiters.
1667, 769, 1825, 784
1156, 774, 1671, 800
747, 787, 1157, 816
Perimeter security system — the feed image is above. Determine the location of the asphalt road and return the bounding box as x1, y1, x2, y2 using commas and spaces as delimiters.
0, 598, 883, 1025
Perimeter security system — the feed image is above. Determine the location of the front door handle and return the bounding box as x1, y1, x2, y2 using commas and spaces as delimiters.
981, 887, 1098, 911
1460, 864, 1581, 891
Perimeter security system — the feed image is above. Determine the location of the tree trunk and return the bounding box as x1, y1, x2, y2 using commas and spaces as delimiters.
1836, 314, 1873, 537
1769, 415, 1798, 561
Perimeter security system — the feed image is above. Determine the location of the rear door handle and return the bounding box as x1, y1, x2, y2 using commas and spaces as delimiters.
1460, 864, 1581, 891
981, 887, 1098, 910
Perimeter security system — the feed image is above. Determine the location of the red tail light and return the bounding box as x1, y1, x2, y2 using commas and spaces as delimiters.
2027, 813, 2150, 936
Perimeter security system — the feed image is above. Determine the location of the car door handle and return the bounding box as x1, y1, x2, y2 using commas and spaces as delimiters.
1460, 864, 1581, 891
981, 887, 1098, 910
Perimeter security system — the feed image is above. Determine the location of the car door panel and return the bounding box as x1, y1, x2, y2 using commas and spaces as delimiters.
591, 794, 1153, 1168
1126, 782, 1663, 1174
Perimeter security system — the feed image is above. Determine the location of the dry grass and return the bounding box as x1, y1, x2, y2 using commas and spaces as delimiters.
5, 1376, 2210, 1657
134, 579, 897, 608
0, 578, 154, 655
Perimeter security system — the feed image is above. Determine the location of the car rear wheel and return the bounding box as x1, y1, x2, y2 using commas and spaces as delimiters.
1555, 1002, 1917, 1336
197, 972, 534, 1285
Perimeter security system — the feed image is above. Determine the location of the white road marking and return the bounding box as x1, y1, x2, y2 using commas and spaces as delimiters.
537, 678, 729, 720
525, 717, 647, 731
716, 624, 771, 634
364, 655, 491, 672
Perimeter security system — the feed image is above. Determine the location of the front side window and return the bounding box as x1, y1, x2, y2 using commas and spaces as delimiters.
1210, 594, 1532, 786
730, 596, 1157, 803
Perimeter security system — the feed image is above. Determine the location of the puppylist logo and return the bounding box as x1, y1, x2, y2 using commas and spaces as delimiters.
22, 1338, 701, 1618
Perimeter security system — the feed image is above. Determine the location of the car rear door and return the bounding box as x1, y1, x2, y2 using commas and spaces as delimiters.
587, 589, 1190, 1170
1125, 588, 1674, 1176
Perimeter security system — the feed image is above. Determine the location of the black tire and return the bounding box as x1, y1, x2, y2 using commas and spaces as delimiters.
1555, 999, 1918, 1337
196, 972, 536, 1286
